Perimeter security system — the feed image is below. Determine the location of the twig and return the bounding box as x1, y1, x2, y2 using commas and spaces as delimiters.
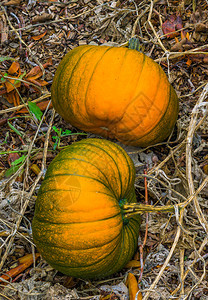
186, 83, 208, 234
138, 169, 149, 282
0, 93, 51, 115
131, 6, 149, 38
142, 208, 182, 300
148, 0, 167, 53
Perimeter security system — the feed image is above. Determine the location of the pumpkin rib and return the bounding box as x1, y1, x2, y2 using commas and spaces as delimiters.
82, 47, 113, 123
43, 173, 118, 199
115, 66, 166, 138
124, 51, 146, 113
97, 226, 126, 276
54, 46, 94, 119
125, 220, 138, 248
44, 237, 121, 269
46, 155, 119, 198
106, 220, 135, 275
100, 54, 146, 135
123, 84, 177, 145
34, 225, 122, 252
102, 141, 131, 191
105, 141, 134, 194
33, 210, 121, 226
70, 47, 106, 123
75, 140, 125, 197
83, 47, 129, 124
120, 224, 133, 267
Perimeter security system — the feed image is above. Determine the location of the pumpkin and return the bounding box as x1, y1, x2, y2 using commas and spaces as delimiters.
32, 138, 140, 279
51, 44, 179, 147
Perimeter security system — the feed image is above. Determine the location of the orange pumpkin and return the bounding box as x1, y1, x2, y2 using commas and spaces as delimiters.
51, 45, 179, 147
32, 138, 140, 279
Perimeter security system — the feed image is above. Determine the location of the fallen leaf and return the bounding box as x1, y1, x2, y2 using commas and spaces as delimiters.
28, 101, 43, 120
125, 260, 141, 269
6, 90, 20, 106
25, 66, 43, 79
8, 61, 20, 75
4, 77, 21, 93
162, 14, 183, 38
31, 31, 47, 41
16, 100, 53, 114
32, 13, 53, 24
126, 273, 142, 300
7, 152, 20, 167
170, 37, 187, 51
25, 57, 52, 81
26, 78, 49, 87
186, 57, 192, 67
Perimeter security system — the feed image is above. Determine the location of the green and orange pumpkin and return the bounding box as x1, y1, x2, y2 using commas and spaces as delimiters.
51, 44, 179, 147
32, 138, 140, 279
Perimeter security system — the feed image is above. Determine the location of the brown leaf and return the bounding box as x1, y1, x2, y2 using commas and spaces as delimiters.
16, 100, 53, 114
171, 38, 187, 51
32, 13, 53, 24
4, 77, 21, 93
7, 152, 20, 167
25, 58, 52, 81
8, 61, 20, 75
31, 31, 47, 41
203, 165, 208, 175
0, 118, 7, 126
126, 273, 142, 300
26, 66, 43, 79
4, 0, 21, 5
125, 260, 141, 269
26, 78, 49, 87
43, 57, 53, 68
6, 90, 20, 106
162, 14, 183, 38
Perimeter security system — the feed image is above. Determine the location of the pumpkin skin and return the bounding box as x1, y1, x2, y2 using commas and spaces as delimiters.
51, 45, 179, 147
32, 138, 140, 279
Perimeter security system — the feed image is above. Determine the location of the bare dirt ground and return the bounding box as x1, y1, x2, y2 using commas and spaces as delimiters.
0, 0, 208, 299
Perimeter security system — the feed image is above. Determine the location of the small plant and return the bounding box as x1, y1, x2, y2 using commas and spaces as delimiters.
52, 126, 86, 150
5, 155, 26, 178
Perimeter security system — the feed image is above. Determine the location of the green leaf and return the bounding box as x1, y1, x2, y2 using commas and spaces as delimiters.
1, 72, 8, 83
14, 71, 26, 85
11, 155, 26, 166
52, 126, 61, 134
52, 136, 59, 140
62, 129, 72, 136
28, 101, 43, 121
4, 165, 20, 178
53, 139, 59, 150
8, 121, 23, 137
0, 57, 15, 63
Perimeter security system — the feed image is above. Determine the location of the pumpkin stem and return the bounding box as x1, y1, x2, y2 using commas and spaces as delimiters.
128, 38, 141, 51
123, 203, 179, 218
